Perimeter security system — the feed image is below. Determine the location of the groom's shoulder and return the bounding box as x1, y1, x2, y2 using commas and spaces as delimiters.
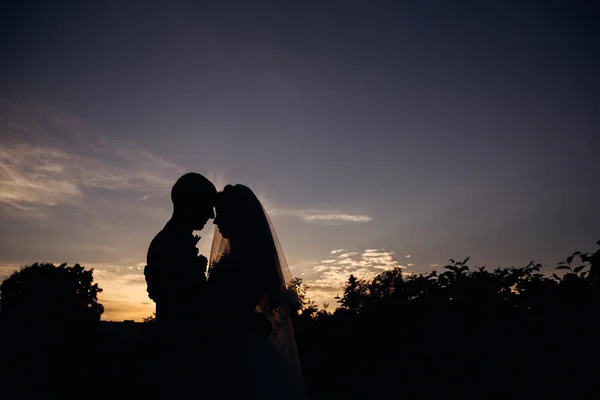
149, 226, 175, 252
147, 223, 187, 257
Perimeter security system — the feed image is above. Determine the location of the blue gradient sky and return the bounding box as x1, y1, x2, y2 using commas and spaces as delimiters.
1, 1, 598, 320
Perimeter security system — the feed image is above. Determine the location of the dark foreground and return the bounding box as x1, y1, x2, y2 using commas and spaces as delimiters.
1, 310, 597, 400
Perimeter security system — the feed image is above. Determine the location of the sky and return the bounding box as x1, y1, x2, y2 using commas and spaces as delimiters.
1, 0, 598, 321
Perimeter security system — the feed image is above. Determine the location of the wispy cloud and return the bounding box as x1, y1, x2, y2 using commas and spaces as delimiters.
0, 98, 185, 218
0, 145, 81, 209
271, 208, 372, 223
301, 213, 372, 222
263, 204, 372, 224
230, 180, 372, 225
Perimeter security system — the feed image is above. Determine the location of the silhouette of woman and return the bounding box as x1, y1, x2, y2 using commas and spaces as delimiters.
207, 184, 309, 399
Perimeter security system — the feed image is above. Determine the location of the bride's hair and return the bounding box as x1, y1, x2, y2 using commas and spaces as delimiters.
217, 184, 285, 307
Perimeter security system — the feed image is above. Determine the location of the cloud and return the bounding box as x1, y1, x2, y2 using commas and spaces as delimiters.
0, 140, 182, 215
252, 185, 372, 225
305, 248, 409, 307
0, 98, 185, 218
301, 213, 372, 222
265, 206, 372, 224
0, 145, 81, 209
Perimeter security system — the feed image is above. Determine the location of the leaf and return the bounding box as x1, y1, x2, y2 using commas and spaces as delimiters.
573, 265, 586, 273
572, 251, 581, 256
567, 255, 574, 264
552, 273, 560, 280
462, 256, 470, 265
597, 240, 600, 246
555, 266, 571, 270
449, 259, 455, 264
580, 272, 588, 279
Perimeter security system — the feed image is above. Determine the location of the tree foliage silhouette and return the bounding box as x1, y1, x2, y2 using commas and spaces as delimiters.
292, 240, 600, 399
143, 312, 157, 323
0, 262, 105, 396
0, 262, 104, 324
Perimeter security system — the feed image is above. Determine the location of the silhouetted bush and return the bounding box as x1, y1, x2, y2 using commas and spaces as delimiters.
293, 240, 600, 399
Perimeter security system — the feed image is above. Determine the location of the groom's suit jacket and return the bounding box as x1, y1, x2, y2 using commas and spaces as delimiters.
145, 219, 207, 335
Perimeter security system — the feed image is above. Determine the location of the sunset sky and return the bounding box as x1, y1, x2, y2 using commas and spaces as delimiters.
1, 1, 598, 321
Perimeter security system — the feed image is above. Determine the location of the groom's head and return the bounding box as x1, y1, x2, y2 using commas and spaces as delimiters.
171, 173, 217, 230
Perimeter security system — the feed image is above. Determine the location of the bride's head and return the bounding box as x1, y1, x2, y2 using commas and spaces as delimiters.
212, 184, 290, 310
213, 184, 269, 241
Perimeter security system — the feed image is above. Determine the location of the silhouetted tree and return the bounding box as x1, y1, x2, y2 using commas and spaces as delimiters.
0, 262, 103, 324
0, 263, 104, 396
143, 312, 157, 323
287, 277, 323, 319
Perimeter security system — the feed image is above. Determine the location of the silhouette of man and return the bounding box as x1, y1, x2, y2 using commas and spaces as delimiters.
144, 172, 216, 395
